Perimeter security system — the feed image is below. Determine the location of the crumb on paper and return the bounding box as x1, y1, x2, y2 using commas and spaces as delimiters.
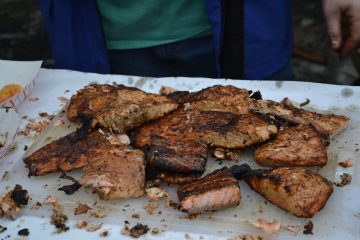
50, 201, 69, 233
30, 201, 42, 210
17, 120, 49, 136
0, 184, 29, 220
23, 145, 28, 151
28, 96, 39, 101
283, 225, 301, 234
43, 196, 58, 205
227, 235, 264, 240
185, 233, 192, 240
143, 202, 159, 215
0, 225, 7, 233
38, 112, 55, 121
132, 213, 140, 219
54, 119, 65, 127
75, 220, 88, 229
335, 173, 352, 187
299, 98, 310, 107
338, 158, 353, 168
89, 211, 106, 219
145, 187, 168, 201
86, 223, 103, 232
17, 228, 29, 236
303, 221, 313, 235
57, 96, 69, 104
100, 230, 109, 237
151, 228, 160, 235
1, 171, 9, 181
165, 199, 181, 210
121, 223, 131, 236
130, 223, 149, 238
251, 219, 281, 234
74, 202, 91, 215
213, 148, 242, 161
159, 85, 176, 95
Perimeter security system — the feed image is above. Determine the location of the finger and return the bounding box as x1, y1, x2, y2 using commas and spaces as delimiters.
340, 19, 360, 58
323, 0, 342, 49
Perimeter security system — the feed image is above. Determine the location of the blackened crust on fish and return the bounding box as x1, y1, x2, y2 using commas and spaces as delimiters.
166, 91, 191, 103
156, 172, 200, 185
249, 90, 262, 100
147, 135, 208, 174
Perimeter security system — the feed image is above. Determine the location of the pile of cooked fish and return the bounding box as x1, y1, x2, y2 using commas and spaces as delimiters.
23, 84, 349, 218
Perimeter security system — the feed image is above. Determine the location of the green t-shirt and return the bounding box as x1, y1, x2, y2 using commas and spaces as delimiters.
96, 0, 212, 50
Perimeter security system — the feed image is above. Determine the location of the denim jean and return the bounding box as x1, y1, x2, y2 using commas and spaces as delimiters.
108, 35, 217, 78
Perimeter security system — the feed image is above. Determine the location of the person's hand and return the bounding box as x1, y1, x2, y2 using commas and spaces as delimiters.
323, 0, 360, 58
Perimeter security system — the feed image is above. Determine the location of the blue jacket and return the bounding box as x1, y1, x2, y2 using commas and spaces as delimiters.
39, 0, 293, 80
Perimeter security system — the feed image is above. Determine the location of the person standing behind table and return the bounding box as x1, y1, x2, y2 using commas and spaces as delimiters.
38, 0, 360, 80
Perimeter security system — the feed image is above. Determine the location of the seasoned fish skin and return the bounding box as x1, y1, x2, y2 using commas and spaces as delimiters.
177, 168, 240, 214
147, 135, 208, 174
79, 148, 145, 200
135, 109, 277, 149
251, 98, 349, 138
244, 167, 333, 218
255, 125, 327, 167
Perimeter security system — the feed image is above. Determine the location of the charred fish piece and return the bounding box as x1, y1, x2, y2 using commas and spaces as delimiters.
231, 164, 333, 218
250, 98, 349, 138
23, 129, 125, 176
135, 108, 277, 149
167, 85, 254, 114
147, 135, 208, 174
255, 125, 327, 167
79, 148, 145, 200
69, 84, 178, 133
177, 167, 240, 214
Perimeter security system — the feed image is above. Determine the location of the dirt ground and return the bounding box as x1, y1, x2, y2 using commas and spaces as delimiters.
0, 0, 359, 85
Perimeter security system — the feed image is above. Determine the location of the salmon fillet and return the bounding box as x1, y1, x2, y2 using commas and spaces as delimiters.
255, 125, 327, 167
251, 98, 349, 138
23, 130, 122, 176
79, 148, 145, 200
167, 85, 254, 114
232, 165, 333, 217
68, 84, 179, 133
177, 167, 240, 214
134, 108, 277, 149
147, 135, 208, 174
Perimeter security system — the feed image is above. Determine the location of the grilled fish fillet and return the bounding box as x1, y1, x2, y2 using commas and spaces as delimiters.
134, 108, 277, 149
23, 130, 124, 176
255, 125, 327, 167
147, 135, 208, 174
251, 98, 349, 138
79, 148, 145, 200
68, 84, 179, 133
177, 167, 240, 214
232, 165, 333, 217
168, 85, 253, 114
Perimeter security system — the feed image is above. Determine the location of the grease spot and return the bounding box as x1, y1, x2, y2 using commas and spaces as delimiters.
149, 84, 154, 90
345, 104, 359, 112
135, 77, 153, 89
127, 77, 134, 85
275, 81, 283, 88
341, 88, 353, 98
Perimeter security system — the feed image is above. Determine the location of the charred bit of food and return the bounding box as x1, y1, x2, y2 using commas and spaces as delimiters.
74, 203, 92, 215
303, 221, 314, 235
334, 173, 352, 187
338, 158, 353, 168
251, 219, 281, 234
18, 228, 29, 236
0, 185, 29, 220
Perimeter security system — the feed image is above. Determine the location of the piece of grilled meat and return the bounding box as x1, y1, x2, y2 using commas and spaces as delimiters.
67, 84, 179, 133
251, 98, 349, 138
255, 125, 327, 167
147, 135, 208, 174
167, 85, 254, 114
134, 108, 277, 149
79, 148, 145, 200
232, 164, 333, 217
23, 129, 124, 176
177, 167, 240, 214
